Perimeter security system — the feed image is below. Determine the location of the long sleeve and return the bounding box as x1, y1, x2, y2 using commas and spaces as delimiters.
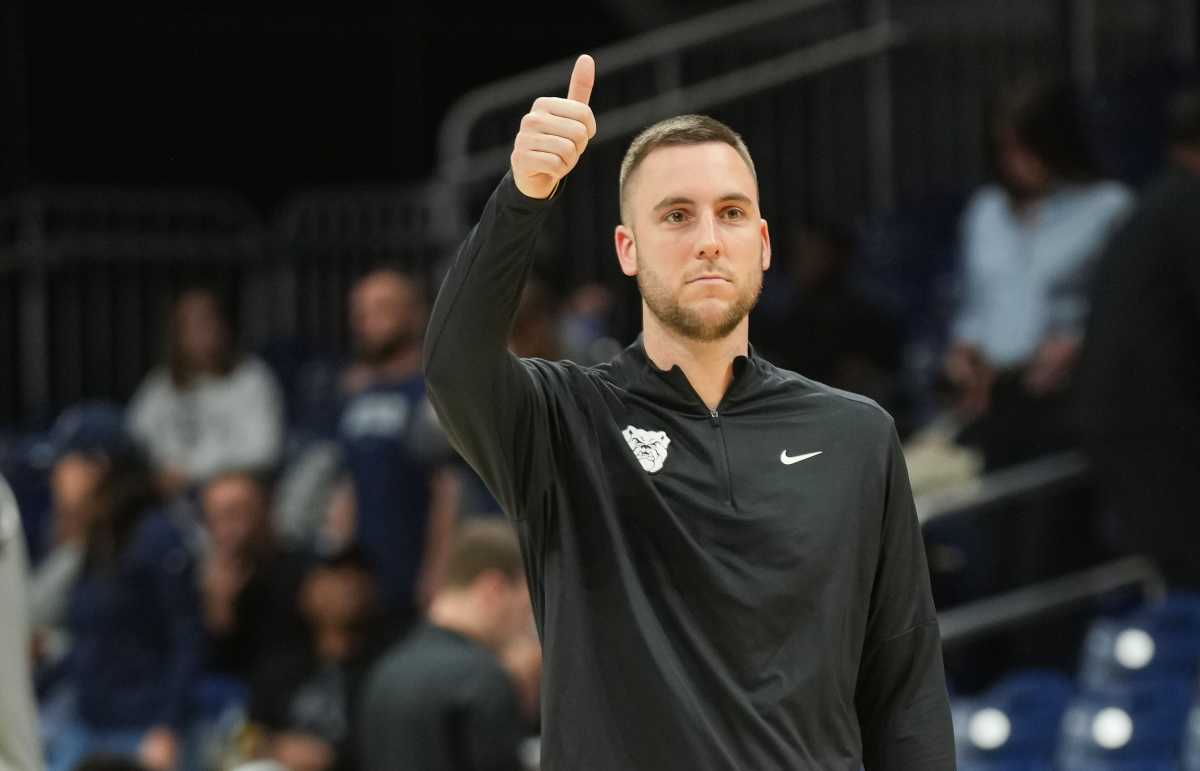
949, 190, 990, 347
856, 422, 955, 770
147, 521, 206, 732
424, 172, 561, 519
1046, 185, 1133, 336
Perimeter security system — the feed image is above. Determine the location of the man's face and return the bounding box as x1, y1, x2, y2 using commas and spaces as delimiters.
350, 272, 423, 364
615, 142, 771, 342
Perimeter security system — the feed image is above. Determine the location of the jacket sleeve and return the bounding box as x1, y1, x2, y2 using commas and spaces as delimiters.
423, 171, 561, 520
856, 421, 955, 771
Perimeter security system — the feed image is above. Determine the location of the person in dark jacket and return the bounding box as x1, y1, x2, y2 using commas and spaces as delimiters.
46, 411, 204, 771
1076, 86, 1200, 589
423, 55, 953, 770
359, 519, 534, 771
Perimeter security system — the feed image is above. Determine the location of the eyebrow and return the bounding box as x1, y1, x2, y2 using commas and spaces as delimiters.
652, 192, 754, 210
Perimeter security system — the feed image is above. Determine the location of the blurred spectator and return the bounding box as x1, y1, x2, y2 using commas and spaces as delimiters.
127, 288, 284, 495
359, 519, 534, 771
944, 76, 1133, 469
753, 223, 904, 407
46, 442, 204, 771
30, 404, 132, 668
246, 546, 390, 771
327, 268, 459, 620
200, 471, 310, 680
1077, 86, 1200, 589
0, 475, 44, 771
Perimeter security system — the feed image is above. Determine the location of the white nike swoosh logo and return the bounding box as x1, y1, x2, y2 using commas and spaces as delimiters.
780, 450, 822, 465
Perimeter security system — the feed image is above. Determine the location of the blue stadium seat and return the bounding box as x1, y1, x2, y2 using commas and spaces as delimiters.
953, 670, 1073, 770
1080, 595, 1200, 690
1056, 679, 1192, 770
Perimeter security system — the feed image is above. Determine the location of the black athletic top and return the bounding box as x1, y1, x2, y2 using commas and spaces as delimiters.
424, 172, 955, 770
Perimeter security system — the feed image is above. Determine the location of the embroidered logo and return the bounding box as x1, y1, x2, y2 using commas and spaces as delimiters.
622, 425, 671, 474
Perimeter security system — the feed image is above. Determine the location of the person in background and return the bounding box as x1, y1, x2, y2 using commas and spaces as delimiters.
0, 474, 44, 771
1077, 86, 1200, 589
358, 519, 534, 771
245, 546, 390, 771
753, 222, 904, 411
944, 76, 1133, 469
200, 470, 310, 681
127, 287, 285, 495
46, 437, 204, 771
30, 404, 131, 671
325, 268, 460, 622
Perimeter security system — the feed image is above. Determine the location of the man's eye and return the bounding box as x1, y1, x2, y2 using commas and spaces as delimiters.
724, 207, 746, 220
665, 211, 686, 224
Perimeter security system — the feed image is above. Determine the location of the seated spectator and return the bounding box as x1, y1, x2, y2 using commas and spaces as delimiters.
46, 440, 204, 771
943, 76, 1133, 469
1077, 86, 1200, 589
753, 222, 904, 410
30, 404, 130, 669
323, 268, 460, 622
358, 519, 535, 771
200, 471, 310, 681
127, 287, 284, 495
246, 546, 392, 771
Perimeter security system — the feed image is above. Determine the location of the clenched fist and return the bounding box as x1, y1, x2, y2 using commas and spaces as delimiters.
511, 54, 597, 199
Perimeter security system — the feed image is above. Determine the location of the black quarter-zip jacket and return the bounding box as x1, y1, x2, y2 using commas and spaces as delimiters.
424, 172, 955, 770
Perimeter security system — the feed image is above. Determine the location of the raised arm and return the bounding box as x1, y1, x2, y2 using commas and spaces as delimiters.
424, 55, 596, 517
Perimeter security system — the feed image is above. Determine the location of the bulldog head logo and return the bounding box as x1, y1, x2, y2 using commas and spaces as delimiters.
622, 425, 670, 474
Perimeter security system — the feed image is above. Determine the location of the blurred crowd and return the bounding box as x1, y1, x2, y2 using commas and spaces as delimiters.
0, 72, 1198, 771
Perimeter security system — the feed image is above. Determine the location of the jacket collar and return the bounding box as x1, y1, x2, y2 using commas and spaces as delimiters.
609, 333, 763, 414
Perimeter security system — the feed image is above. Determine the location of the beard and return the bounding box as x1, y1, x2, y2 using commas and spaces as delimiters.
636, 256, 763, 343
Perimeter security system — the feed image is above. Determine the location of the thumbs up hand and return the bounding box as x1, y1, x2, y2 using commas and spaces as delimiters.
511, 54, 597, 199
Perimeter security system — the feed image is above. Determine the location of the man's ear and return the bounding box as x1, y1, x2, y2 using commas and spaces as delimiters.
615, 224, 638, 277
760, 218, 772, 272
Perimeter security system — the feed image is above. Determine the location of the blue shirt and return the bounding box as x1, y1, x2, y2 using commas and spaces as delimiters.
952, 181, 1133, 367
67, 510, 203, 731
339, 375, 435, 612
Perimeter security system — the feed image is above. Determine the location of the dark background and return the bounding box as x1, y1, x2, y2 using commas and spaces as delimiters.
0, 1, 743, 208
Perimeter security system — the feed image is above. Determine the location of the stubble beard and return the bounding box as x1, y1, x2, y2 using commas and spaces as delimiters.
636, 251, 763, 343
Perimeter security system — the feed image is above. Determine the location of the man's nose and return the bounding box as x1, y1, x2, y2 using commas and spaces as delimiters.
695, 213, 722, 258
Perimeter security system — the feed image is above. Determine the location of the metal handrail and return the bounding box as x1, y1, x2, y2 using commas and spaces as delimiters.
436, 0, 843, 180
916, 450, 1091, 526
447, 21, 908, 187
938, 556, 1166, 647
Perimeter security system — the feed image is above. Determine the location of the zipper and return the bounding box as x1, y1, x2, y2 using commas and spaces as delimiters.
709, 408, 737, 510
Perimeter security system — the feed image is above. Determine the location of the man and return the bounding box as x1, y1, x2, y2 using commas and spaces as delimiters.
1077, 87, 1200, 589
425, 55, 953, 769
0, 475, 43, 771
358, 519, 534, 771
331, 267, 460, 619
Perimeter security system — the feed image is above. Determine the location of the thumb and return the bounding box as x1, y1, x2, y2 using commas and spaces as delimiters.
567, 54, 595, 105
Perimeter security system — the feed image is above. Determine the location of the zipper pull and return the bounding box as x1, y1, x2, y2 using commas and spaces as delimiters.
709, 408, 720, 426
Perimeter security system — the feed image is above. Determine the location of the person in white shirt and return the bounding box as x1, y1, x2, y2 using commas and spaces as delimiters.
127, 288, 285, 494
943, 76, 1133, 469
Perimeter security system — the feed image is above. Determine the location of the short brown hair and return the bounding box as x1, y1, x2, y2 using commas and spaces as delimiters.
442, 519, 524, 589
618, 114, 757, 222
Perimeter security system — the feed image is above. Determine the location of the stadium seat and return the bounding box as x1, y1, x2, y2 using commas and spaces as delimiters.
1080, 595, 1200, 689
1056, 678, 1192, 770
953, 669, 1073, 770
